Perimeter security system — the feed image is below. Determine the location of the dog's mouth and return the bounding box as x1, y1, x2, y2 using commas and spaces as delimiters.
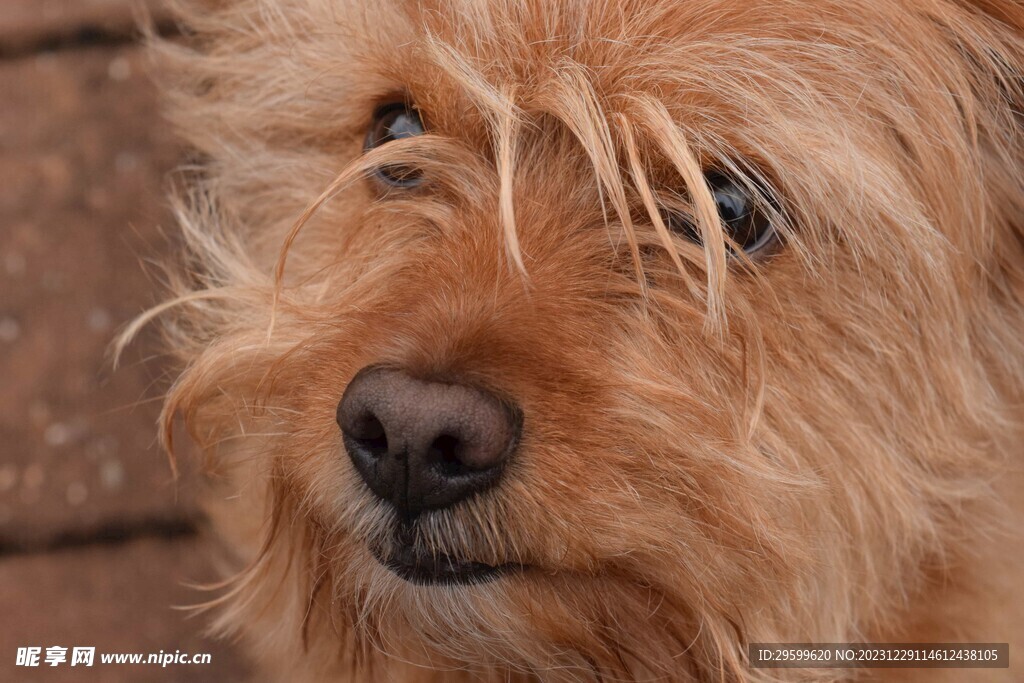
369, 526, 522, 586
371, 543, 516, 585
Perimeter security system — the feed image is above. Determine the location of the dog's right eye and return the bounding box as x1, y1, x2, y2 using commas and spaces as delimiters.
365, 102, 425, 187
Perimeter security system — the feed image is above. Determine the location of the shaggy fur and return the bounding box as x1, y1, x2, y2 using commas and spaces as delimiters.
127, 0, 1024, 680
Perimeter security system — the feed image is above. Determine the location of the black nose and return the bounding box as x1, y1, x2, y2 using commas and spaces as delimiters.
336, 367, 521, 518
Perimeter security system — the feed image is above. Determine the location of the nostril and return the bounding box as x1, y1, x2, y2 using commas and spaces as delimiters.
429, 433, 468, 477
352, 413, 388, 458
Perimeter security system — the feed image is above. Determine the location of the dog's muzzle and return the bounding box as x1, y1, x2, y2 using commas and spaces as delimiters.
337, 366, 523, 584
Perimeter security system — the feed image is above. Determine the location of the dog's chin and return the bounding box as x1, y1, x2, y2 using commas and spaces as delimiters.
370, 541, 521, 586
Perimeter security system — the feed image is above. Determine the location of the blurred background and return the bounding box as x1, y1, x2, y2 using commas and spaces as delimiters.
0, 1, 251, 680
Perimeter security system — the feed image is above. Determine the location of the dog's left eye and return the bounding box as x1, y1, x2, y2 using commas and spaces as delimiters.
365, 102, 425, 187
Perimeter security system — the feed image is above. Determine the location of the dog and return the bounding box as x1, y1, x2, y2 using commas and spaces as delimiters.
126, 0, 1024, 680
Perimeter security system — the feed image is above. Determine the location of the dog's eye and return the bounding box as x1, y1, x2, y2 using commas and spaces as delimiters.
367, 102, 425, 147
706, 172, 775, 254
667, 173, 776, 255
365, 102, 425, 187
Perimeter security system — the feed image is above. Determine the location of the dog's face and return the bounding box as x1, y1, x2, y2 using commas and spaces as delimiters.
155, 0, 1023, 678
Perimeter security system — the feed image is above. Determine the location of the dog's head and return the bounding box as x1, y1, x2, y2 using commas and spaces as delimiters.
146, 0, 1023, 678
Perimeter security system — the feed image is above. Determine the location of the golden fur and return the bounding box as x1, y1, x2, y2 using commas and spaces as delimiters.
126, 0, 1024, 680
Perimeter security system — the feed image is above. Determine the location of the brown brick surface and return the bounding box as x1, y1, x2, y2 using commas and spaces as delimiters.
0, 8, 251, 683
0, 536, 252, 682
0, 1, 170, 56
0, 45, 196, 549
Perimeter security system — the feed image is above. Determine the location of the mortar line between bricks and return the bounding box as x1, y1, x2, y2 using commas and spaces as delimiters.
0, 515, 197, 557
0, 19, 180, 61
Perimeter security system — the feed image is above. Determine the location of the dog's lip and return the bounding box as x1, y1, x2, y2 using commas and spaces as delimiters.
370, 542, 522, 586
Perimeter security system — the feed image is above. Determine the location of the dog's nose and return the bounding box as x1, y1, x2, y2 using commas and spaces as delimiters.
336, 367, 521, 518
